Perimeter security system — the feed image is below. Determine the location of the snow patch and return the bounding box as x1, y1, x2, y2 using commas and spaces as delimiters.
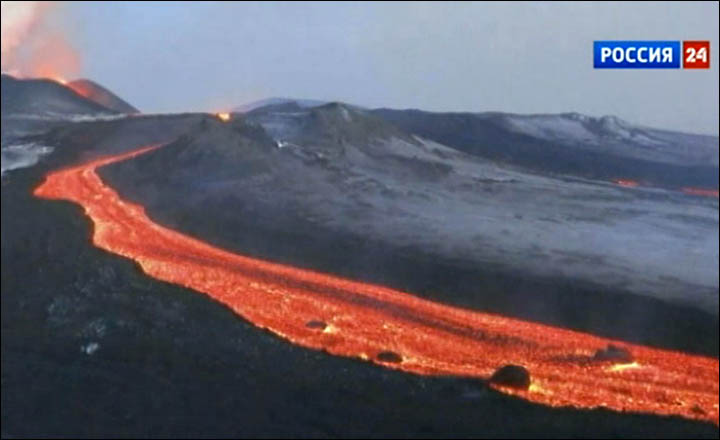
1, 142, 54, 175
504, 115, 596, 142
4, 112, 129, 122
503, 113, 666, 148
81, 342, 100, 355
341, 107, 352, 122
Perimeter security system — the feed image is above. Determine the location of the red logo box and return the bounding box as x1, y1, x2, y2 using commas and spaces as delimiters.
683, 41, 710, 68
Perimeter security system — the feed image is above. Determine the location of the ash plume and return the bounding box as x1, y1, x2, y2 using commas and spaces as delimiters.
1, 1, 80, 79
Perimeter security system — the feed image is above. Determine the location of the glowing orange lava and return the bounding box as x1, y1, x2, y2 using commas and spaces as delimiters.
605, 361, 642, 373
65, 81, 102, 104
613, 179, 640, 188
216, 112, 231, 122
34, 146, 719, 424
681, 187, 719, 198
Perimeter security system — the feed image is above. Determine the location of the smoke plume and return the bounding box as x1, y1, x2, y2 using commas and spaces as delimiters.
1, 1, 80, 79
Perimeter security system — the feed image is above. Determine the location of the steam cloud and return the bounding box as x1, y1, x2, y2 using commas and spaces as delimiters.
1, 1, 80, 79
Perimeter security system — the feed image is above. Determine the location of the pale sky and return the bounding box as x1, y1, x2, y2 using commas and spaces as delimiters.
57, 2, 720, 134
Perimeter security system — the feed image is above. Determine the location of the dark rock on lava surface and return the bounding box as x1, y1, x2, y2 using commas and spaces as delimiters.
376, 351, 403, 363
594, 344, 634, 362
306, 320, 327, 330
489, 365, 532, 389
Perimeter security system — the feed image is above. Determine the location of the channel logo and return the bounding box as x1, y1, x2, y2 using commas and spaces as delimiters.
683, 41, 710, 68
594, 40, 710, 69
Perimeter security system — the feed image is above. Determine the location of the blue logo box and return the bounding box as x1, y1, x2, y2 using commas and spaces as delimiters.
594, 41, 680, 68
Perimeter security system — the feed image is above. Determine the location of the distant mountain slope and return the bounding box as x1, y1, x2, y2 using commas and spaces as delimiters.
1, 74, 115, 116
111, 115, 278, 184
234, 97, 327, 113
371, 109, 719, 189
67, 79, 139, 114
246, 102, 417, 152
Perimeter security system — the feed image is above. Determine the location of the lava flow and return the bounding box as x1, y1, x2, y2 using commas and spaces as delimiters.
34, 146, 719, 424
682, 187, 720, 198
613, 178, 640, 188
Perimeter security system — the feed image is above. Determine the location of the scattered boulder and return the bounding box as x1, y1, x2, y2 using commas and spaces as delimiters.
593, 344, 633, 362
305, 320, 327, 330
376, 351, 403, 363
489, 364, 531, 389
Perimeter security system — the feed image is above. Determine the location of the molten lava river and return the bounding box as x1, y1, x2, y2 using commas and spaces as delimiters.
34, 146, 718, 424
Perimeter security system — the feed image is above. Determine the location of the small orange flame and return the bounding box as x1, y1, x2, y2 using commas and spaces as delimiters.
216, 112, 231, 122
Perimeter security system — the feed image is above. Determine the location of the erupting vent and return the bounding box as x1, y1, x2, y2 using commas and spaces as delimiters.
34, 145, 719, 424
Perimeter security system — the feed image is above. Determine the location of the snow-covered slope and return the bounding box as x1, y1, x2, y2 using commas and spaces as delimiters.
372, 108, 719, 189
497, 113, 718, 167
